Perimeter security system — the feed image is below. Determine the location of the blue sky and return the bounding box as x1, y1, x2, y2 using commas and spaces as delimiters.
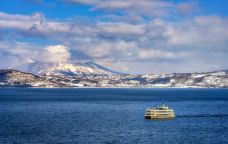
0, 0, 228, 73
1, 0, 228, 18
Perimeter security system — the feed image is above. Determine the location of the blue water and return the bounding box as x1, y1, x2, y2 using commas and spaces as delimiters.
0, 88, 228, 144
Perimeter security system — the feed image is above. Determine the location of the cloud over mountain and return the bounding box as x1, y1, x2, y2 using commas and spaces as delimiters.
42, 45, 71, 63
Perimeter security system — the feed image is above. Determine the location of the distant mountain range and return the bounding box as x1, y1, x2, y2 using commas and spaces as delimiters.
0, 62, 228, 88
0, 69, 64, 87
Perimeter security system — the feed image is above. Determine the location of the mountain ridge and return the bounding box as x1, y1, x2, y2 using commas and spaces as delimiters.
0, 69, 66, 87
27, 61, 121, 76
0, 68, 227, 88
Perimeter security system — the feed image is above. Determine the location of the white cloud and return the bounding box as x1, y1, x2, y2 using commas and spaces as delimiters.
138, 49, 176, 60
0, 11, 82, 38
165, 16, 228, 49
42, 45, 71, 63
0, 41, 39, 69
77, 40, 137, 61
0, 11, 228, 73
176, 2, 197, 15
0, 41, 71, 69
0, 11, 44, 21
66, 0, 175, 17
96, 22, 144, 36
64, 0, 197, 20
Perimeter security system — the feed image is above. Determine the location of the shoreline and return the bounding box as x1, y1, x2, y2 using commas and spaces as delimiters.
1, 87, 227, 89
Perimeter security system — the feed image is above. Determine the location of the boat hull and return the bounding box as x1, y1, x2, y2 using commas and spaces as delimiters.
144, 115, 175, 119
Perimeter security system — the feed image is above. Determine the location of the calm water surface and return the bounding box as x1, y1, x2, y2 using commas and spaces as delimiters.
0, 88, 228, 144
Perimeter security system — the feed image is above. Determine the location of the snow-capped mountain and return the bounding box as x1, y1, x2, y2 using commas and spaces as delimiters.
27, 62, 120, 76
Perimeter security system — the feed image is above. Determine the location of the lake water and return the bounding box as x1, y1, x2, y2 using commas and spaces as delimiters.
0, 88, 228, 144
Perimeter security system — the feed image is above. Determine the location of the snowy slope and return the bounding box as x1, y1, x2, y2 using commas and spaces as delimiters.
1, 69, 227, 88
0, 69, 65, 87
27, 62, 120, 76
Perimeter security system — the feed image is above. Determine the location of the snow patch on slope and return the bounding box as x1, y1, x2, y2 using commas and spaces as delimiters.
27, 62, 120, 76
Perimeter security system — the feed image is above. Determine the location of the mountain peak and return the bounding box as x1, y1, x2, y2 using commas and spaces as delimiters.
27, 62, 120, 76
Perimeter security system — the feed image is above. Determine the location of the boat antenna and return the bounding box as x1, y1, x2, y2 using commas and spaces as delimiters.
162, 98, 165, 106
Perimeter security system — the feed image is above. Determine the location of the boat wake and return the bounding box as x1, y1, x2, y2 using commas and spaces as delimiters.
177, 114, 228, 118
